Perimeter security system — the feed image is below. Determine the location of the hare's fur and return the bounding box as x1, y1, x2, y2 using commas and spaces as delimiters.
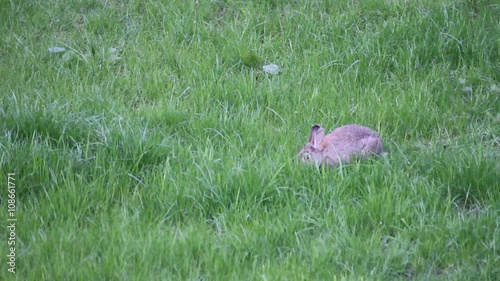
298, 124, 383, 167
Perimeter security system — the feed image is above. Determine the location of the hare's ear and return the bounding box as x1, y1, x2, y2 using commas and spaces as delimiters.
309, 125, 325, 147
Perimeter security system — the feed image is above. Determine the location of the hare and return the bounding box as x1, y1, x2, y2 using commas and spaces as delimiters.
298, 124, 383, 167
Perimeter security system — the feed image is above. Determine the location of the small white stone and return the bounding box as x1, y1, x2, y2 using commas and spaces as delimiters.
490, 84, 500, 93
263, 64, 280, 75
462, 86, 473, 93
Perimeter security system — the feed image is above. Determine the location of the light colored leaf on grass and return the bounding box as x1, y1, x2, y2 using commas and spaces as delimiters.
48, 46, 66, 53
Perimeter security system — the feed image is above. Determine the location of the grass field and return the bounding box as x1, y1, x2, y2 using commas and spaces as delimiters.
0, 0, 499, 280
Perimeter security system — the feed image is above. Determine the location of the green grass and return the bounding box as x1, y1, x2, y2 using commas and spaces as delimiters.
1, 0, 499, 280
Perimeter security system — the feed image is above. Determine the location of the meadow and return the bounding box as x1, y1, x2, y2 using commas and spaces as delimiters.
0, 0, 499, 280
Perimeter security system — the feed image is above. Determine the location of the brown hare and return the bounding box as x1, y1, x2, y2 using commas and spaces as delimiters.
298, 124, 383, 167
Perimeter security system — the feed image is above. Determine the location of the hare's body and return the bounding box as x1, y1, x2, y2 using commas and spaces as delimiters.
298, 124, 383, 167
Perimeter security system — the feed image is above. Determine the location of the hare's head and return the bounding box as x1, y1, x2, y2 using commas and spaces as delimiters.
298, 125, 325, 166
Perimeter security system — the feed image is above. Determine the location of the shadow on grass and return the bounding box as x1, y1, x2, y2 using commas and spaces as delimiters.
409, 144, 498, 208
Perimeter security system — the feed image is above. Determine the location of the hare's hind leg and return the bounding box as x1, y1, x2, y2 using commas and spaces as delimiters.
360, 136, 383, 156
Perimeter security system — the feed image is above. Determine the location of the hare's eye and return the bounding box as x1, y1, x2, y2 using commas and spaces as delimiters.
304, 154, 310, 160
